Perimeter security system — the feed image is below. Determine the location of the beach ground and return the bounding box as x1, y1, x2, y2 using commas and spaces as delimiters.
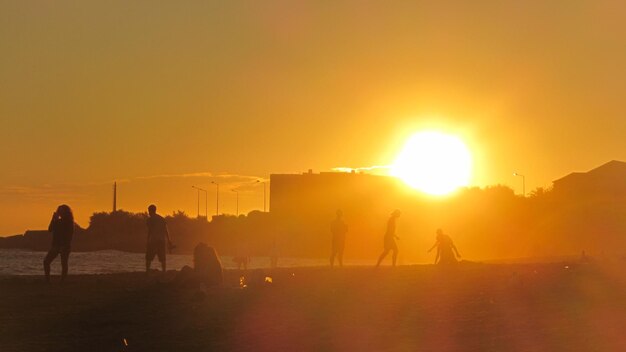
1, 262, 626, 352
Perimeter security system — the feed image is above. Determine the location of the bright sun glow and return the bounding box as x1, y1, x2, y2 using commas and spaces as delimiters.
391, 131, 472, 195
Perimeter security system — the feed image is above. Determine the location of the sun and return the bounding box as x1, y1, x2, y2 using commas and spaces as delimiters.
390, 131, 472, 195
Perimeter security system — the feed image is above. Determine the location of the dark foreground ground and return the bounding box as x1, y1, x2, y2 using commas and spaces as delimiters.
1, 262, 626, 352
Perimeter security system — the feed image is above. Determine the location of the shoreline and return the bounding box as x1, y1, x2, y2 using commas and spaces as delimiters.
3, 262, 625, 351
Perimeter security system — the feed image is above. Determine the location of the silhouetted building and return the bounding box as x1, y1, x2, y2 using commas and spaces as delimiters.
269, 171, 411, 256
270, 171, 407, 217
552, 160, 626, 200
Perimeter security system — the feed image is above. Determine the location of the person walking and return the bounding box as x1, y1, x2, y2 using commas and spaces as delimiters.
376, 210, 401, 267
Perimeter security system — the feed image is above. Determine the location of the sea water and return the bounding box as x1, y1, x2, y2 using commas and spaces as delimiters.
0, 249, 356, 275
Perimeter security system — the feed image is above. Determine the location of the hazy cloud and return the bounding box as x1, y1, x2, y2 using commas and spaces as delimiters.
0, 184, 87, 201
332, 165, 392, 175
135, 172, 214, 180
1, 171, 266, 199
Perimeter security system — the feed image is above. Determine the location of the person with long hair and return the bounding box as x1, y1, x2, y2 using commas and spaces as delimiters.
175, 243, 223, 288
194, 243, 223, 286
43, 204, 74, 282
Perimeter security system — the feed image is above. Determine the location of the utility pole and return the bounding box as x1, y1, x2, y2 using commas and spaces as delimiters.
192, 186, 208, 219
513, 172, 526, 197
211, 181, 219, 216
232, 189, 239, 216
113, 182, 117, 212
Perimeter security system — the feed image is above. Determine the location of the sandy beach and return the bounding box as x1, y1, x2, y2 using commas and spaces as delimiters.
2, 262, 626, 352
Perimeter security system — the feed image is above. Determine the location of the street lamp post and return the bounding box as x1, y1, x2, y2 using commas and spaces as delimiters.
211, 181, 219, 216
232, 189, 239, 216
191, 186, 208, 219
256, 180, 266, 212
513, 172, 526, 197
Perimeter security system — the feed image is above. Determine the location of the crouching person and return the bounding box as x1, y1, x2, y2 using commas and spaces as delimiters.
176, 243, 223, 288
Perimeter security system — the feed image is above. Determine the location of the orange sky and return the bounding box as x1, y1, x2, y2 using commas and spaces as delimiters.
2, 1, 626, 235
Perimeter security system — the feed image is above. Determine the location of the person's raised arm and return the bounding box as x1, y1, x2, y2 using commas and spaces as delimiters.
48, 212, 57, 232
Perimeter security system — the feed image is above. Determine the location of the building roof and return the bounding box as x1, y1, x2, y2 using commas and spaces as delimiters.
553, 172, 584, 184
553, 160, 626, 184
587, 160, 626, 176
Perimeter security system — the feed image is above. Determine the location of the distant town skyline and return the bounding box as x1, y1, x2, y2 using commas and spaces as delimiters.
2, 1, 626, 234
1, 160, 622, 236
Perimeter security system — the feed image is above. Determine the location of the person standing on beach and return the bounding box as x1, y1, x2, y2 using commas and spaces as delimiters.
43, 204, 75, 282
270, 238, 279, 269
427, 228, 461, 265
233, 239, 250, 271
146, 204, 172, 274
376, 210, 401, 267
330, 209, 348, 267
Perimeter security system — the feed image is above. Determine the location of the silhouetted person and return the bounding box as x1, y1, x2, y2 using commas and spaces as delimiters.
43, 204, 74, 282
146, 204, 172, 274
330, 210, 348, 267
428, 229, 461, 265
270, 238, 279, 269
580, 250, 591, 264
175, 243, 223, 288
194, 243, 223, 286
376, 210, 401, 267
234, 241, 250, 271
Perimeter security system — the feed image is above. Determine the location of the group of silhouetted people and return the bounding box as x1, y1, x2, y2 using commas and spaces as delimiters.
43, 203, 463, 283
43, 204, 224, 286
331, 209, 461, 268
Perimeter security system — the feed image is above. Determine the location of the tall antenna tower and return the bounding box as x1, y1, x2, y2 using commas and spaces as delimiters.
113, 181, 117, 212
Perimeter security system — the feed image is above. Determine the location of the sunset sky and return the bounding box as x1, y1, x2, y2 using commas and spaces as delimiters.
2, 1, 626, 234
